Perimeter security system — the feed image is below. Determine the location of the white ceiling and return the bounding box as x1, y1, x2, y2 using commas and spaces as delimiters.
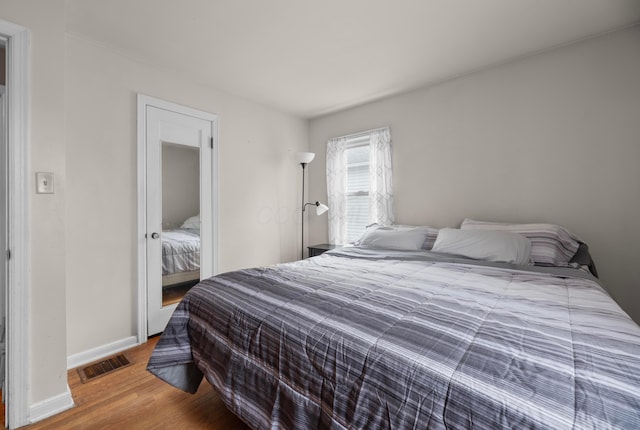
66, 0, 640, 118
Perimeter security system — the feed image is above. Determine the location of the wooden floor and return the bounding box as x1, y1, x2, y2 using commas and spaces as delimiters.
21, 337, 250, 430
162, 281, 196, 307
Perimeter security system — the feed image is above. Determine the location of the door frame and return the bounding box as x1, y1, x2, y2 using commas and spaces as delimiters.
136, 95, 219, 342
0, 19, 31, 429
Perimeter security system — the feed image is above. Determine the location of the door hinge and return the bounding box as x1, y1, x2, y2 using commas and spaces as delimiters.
6, 249, 10, 260
210, 137, 213, 148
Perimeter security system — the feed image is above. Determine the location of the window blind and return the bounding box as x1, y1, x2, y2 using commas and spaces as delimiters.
346, 145, 369, 242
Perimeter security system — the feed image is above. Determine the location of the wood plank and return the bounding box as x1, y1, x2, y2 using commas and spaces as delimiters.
21, 337, 250, 429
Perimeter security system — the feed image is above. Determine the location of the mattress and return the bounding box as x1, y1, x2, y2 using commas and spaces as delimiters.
148, 247, 640, 429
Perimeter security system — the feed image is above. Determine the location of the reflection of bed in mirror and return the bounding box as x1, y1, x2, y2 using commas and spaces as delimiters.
162, 214, 200, 288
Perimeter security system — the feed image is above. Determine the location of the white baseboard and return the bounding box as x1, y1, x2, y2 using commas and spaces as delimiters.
67, 336, 139, 370
28, 385, 75, 424
27, 337, 141, 424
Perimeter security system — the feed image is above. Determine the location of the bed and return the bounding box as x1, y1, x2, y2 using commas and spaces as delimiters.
147, 220, 640, 429
161, 228, 200, 286
161, 214, 200, 287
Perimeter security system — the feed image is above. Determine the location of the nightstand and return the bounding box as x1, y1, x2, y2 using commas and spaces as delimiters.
307, 243, 339, 258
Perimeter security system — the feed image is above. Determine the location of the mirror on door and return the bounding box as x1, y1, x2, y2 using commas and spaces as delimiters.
160, 141, 200, 307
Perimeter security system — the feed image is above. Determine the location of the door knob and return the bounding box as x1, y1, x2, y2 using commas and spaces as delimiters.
151, 232, 160, 239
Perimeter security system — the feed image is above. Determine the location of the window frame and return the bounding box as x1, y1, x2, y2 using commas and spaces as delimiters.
326, 126, 393, 245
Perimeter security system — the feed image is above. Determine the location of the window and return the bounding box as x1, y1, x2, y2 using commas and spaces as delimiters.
345, 142, 370, 242
326, 128, 393, 245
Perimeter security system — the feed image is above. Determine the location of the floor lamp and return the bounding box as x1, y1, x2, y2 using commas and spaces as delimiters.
295, 152, 329, 259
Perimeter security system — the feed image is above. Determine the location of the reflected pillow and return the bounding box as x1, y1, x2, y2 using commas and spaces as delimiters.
180, 214, 200, 229
460, 218, 580, 267
432, 228, 532, 265
357, 225, 432, 251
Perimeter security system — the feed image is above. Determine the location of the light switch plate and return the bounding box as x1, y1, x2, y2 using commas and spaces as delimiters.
36, 172, 54, 194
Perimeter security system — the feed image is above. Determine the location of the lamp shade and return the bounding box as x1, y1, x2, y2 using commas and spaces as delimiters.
316, 202, 329, 215
295, 152, 315, 164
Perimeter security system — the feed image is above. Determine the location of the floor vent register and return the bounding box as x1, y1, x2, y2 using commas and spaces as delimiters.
77, 353, 132, 383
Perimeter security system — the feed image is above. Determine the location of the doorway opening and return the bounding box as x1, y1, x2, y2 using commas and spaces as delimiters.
1, 38, 6, 429
1, 17, 32, 429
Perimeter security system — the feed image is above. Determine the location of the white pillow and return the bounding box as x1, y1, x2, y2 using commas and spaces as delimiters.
432, 228, 532, 265
180, 214, 200, 229
357, 226, 431, 251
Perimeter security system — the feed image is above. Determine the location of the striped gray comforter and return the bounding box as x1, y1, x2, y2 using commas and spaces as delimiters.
147, 248, 640, 429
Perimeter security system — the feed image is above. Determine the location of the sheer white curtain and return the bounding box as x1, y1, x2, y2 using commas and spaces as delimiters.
369, 127, 394, 226
326, 136, 348, 245
326, 127, 393, 245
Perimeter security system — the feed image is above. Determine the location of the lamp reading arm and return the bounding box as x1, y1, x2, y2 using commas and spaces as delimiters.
303, 201, 329, 216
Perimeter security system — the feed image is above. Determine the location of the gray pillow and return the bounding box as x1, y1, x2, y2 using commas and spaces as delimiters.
390, 224, 439, 250
460, 218, 580, 267
357, 223, 439, 250
432, 228, 532, 265
357, 225, 431, 251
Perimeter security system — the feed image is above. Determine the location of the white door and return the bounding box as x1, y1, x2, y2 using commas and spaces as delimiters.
145, 103, 216, 336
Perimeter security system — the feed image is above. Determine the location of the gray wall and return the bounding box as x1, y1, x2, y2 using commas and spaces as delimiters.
65, 33, 308, 358
309, 26, 640, 324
